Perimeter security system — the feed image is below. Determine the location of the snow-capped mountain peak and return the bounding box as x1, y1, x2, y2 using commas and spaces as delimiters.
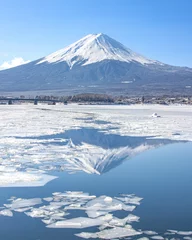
37, 33, 159, 68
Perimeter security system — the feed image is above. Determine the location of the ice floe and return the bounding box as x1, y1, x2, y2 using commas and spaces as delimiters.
4, 198, 42, 210
151, 236, 164, 240
0, 209, 13, 217
47, 214, 113, 229
76, 225, 142, 239
1, 191, 142, 238
0, 171, 57, 187
1, 190, 192, 239
177, 231, 192, 236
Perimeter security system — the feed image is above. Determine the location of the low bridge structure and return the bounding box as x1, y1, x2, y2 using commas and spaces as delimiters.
0, 98, 67, 105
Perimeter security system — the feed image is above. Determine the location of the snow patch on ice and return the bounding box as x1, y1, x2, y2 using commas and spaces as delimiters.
0, 172, 57, 187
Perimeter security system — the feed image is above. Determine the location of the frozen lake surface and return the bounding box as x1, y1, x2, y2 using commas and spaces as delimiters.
0, 104, 192, 239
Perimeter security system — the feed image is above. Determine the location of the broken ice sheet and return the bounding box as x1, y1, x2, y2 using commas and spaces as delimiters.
86, 210, 108, 218
54, 191, 96, 199
109, 214, 140, 227
4, 191, 191, 240
143, 230, 158, 235
150, 236, 164, 240
177, 231, 192, 236
115, 195, 143, 205
0, 172, 57, 187
47, 214, 113, 229
1, 191, 143, 238
75, 225, 142, 239
4, 198, 42, 210
84, 196, 136, 212
0, 209, 13, 217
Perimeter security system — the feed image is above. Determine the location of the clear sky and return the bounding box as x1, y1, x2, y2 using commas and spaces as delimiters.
0, 0, 192, 69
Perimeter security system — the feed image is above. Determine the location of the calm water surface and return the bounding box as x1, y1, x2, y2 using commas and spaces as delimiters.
0, 142, 192, 239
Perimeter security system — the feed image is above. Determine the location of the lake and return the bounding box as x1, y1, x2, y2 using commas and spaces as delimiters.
0, 136, 192, 240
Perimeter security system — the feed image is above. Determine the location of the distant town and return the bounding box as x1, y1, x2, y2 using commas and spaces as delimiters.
1, 93, 192, 105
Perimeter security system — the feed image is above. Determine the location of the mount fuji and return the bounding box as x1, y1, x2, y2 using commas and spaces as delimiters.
0, 33, 192, 95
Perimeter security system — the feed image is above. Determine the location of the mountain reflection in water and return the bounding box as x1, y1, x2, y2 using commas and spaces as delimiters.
16, 128, 182, 174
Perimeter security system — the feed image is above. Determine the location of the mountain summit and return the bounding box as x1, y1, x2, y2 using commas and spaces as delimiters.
37, 33, 160, 68
0, 33, 191, 95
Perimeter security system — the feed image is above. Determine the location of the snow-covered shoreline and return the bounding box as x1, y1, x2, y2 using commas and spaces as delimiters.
0, 104, 191, 140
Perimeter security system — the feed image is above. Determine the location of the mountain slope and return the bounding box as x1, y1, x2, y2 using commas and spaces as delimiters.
37, 33, 160, 67
0, 33, 191, 95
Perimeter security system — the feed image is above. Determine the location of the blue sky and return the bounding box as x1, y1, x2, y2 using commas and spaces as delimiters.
0, 0, 192, 69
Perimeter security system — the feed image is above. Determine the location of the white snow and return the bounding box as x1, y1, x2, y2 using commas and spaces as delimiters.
0, 172, 57, 187
37, 33, 160, 68
1, 104, 191, 139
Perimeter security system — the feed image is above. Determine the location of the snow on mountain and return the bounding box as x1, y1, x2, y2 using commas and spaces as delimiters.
0, 33, 191, 94
37, 33, 160, 68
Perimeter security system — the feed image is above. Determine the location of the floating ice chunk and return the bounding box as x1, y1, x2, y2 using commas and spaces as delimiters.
85, 196, 135, 212
143, 230, 158, 235
5, 198, 42, 210
14, 207, 32, 212
41, 204, 62, 211
55, 191, 96, 199
52, 192, 62, 196
115, 195, 143, 205
177, 231, 192, 236
86, 210, 108, 218
51, 212, 66, 218
43, 197, 53, 202
47, 214, 113, 229
124, 214, 140, 223
164, 232, 175, 235
25, 208, 50, 218
98, 223, 110, 231
167, 230, 178, 234
42, 218, 55, 225
104, 197, 113, 202
0, 209, 13, 217
109, 214, 139, 227
0, 172, 57, 187
183, 237, 192, 240
151, 236, 164, 239
50, 201, 72, 207
137, 238, 149, 240
76, 226, 142, 239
